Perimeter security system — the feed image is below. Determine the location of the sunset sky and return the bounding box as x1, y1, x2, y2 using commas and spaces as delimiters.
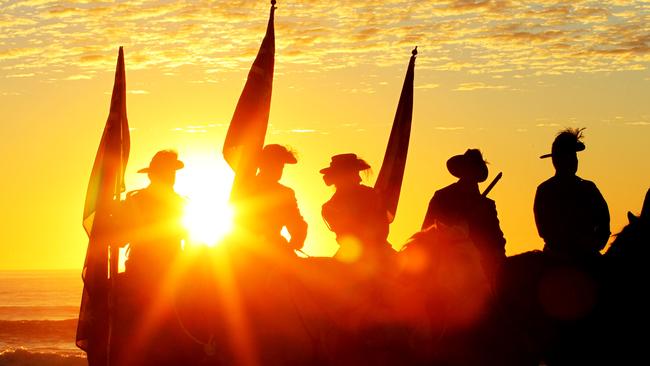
1, 0, 649, 270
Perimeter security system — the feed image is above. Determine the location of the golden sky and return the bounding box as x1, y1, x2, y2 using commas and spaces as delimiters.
1, 0, 649, 269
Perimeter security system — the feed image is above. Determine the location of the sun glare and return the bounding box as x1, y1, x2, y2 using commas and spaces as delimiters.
176, 155, 235, 247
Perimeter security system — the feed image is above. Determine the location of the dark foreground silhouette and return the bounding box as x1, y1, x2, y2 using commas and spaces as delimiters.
103, 189, 649, 366
535, 128, 610, 262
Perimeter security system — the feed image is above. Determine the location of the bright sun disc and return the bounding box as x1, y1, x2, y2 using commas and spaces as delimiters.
176, 155, 235, 247
183, 198, 234, 247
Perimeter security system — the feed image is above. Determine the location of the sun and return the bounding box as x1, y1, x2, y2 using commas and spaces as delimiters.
175, 154, 235, 247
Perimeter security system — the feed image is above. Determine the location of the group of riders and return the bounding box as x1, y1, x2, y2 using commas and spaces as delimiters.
118, 127, 609, 286
107, 126, 630, 366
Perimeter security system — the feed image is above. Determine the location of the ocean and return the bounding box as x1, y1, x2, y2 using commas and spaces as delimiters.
0, 270, 86, 365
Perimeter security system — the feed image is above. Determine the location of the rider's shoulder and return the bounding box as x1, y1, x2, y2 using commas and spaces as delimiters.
576, 178, 603, 196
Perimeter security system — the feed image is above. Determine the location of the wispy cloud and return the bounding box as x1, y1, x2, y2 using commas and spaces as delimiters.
6, 73, 35, 78
290, 129, 318, 133
171, 123, 220, 133
0, 1, 648, 79
434, 126, 465, 131
415, 82, 440, 89
65, 74, 92, 80
454, 82, 508, 91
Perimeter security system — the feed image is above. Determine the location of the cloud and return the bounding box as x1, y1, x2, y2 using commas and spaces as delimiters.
290, 129, 318, 133
454, 82, 508, 91
0, 48, 40, 60
434, 126, 465, 131
65, 74, 92, 80
1, 0, 648, 79
171, 127, 208, 133
415, 82, 440, 89
128, 90, 150, 95
79, 54, 105, 64
171, 123, 222, 133
6, 73, 35, 78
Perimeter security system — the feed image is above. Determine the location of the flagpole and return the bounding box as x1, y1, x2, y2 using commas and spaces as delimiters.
374, 46, 417, 221
77, 46, 130, 366
222, 0, 277, 199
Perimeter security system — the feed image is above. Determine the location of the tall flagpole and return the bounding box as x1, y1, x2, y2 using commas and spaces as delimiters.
77, 46, 130, 366
223, 0, 276, 200
374, 47, 417, 222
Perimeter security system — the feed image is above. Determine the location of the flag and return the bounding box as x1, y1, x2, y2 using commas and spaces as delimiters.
374, 47, 417, 222
76, 46, 130, 366
223, 1, 276, 197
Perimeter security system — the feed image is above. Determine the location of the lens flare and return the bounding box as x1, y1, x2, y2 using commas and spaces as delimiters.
183, 198, 234, 247
175, 154, 235, 247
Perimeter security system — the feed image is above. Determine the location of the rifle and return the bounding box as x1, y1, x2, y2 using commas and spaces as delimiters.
482, 172, 502, 197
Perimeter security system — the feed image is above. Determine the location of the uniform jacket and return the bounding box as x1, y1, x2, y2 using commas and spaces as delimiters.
322, 184, 392, 256
422, 181, 506, 260
534, 174, 610, 258
118, 186, 186, 275
236, 176, 307, 249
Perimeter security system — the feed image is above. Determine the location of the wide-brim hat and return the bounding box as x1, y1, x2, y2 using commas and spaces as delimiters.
540, 128, 586, 159
258, 144, 297, 166
319, 153, 371, 175
138, 150, 184, 173
447, 149, 488, 182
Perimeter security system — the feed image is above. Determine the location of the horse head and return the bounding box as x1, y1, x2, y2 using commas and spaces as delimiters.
605, 188, 650, 263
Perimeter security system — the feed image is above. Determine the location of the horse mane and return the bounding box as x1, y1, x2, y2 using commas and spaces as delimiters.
605, 212, 649, 262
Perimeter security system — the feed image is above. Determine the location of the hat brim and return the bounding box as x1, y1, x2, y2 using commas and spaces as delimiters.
137, 160, 184, 173
447, 155, 488, 182
320, 161, 370, 175
541, 141, 586, 159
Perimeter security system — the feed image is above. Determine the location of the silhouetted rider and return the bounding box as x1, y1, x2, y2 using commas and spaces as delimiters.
534, 128, 610, 260
235, 144, 307, 256
321, 153, 394, 262
119, 150, 187, 282
422, 149, 506, 280
112, 151, 188, 366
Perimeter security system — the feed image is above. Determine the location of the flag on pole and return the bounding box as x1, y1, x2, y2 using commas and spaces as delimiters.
374, 47, 417, 222
223, 0, 276, 198
76, 46, 130, 366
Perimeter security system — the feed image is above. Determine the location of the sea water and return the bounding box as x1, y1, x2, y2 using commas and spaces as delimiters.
0, 270, 86, 365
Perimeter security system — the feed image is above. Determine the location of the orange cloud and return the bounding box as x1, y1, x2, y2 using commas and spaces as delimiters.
0, 0, 648, 79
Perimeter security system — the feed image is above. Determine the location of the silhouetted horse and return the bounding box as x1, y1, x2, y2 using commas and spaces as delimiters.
171, 226, 482, 366
109, 189, 649, 366
495, 189, 650, 366
599, 189, 650, 365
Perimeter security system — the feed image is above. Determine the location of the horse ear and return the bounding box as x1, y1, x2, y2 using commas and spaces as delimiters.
628, 211, 639, 224
641, 188, 650, 220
